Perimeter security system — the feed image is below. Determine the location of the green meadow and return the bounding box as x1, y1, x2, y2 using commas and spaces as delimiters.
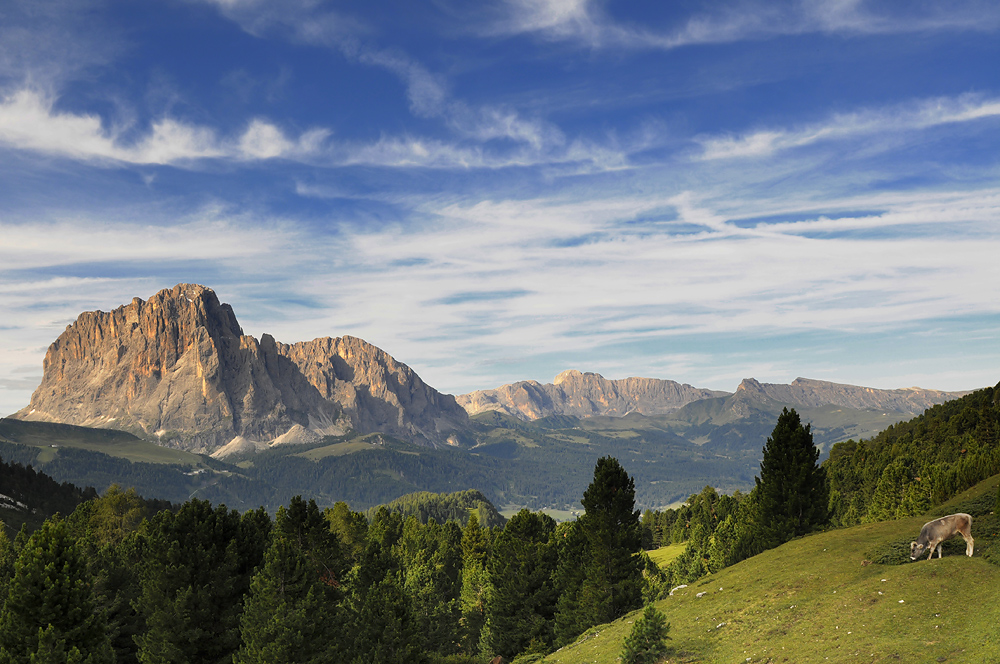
545, 477, 1000, 664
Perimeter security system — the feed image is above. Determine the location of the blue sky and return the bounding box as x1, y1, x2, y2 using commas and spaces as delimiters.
2, 0, 1000, 415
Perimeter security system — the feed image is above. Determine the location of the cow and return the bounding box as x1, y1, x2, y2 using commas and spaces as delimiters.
909, 513, 974, 561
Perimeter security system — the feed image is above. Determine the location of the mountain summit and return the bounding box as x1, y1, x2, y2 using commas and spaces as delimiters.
13, 284, 468, 454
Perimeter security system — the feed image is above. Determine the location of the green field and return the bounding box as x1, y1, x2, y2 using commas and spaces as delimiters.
500, 505, 581, 522
647, 543, 687, 569
545, 477, 1000, 663
0, 418, 206, 467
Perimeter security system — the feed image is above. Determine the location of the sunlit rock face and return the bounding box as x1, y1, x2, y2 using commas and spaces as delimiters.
14, 284, 468, 454
457, 369, 727, 420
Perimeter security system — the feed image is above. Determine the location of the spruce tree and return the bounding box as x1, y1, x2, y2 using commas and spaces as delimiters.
755, 408, 828, 546
459, 514, 490, 655
235, 497, 344, 664
552, 521, 588, 647
134, 499, 256, 664
0, 518, 113, 664
479, 510, 558, 659
578, 456, 643, 627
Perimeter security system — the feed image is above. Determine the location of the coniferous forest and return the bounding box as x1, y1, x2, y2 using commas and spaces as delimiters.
1, 383, 998, 663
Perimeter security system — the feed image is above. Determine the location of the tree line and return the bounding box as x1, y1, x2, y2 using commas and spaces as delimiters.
0, 457, 646, 664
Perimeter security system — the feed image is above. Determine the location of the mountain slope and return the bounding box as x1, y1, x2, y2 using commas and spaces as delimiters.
544, 475, 1000, 664
12, 284, 468, 454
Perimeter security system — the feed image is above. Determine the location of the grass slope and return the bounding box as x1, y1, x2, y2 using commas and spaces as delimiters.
0, 418, 206, 466
545, 477, 1000, 664
647, 543, 687, 569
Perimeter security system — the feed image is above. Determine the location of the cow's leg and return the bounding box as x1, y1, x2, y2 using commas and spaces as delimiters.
963, 533, 975, 557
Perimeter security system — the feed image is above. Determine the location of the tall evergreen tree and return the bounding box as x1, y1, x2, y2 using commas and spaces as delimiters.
479, 510, 558, 660
458, 514, 490, 655
755, 408, 828, 546
551, 521, 588, 647
134, 498, 261, 664
0, 518, 113, 664
235, 498, 344, 664
577, 456, 643, 627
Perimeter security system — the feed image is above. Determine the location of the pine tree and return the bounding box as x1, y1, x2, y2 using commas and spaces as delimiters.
578, 456, 643, 627
235, 497, 344, 664
0, 518, 113, 664
134, 498, 256, 664
479, 510, 558, 659
755, 408, 828, 546
459, 514, 490, 655
234, 538, 335, 664
620, 605, 670, 664
552, 521, 588, 647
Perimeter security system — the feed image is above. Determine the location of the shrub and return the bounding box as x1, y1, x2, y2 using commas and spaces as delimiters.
620, 605, 671, 664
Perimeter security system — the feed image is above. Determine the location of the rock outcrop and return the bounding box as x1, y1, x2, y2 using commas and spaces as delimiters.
734, 377, 971, 416
456, 369, 727, 420
13, 284, 469, 454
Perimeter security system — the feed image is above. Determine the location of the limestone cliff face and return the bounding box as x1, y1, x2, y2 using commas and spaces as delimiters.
14, 284, 468, 454
735, 377, 971, 415
456, 369, 727, 420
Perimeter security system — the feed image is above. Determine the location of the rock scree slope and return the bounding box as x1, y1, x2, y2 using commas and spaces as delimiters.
13, 284, 469, 455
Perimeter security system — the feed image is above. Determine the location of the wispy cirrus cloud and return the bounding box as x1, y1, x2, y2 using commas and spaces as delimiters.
196, 0, 572, 155
0, 87, 630, 171
485, 0, 1000, 50
697, 94, 1000, 160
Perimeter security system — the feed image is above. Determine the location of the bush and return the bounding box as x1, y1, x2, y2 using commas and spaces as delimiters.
621, 605, 671, 664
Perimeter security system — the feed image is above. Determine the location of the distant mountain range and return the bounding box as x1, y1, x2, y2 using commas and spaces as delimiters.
457, 372, 970, 442
5, 283, 978, 511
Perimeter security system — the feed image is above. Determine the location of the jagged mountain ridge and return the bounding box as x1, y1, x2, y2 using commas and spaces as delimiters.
13, 284, 468, 454
459, 372, 970, 423
456, 369, 728, 420
735, 377, 971, 415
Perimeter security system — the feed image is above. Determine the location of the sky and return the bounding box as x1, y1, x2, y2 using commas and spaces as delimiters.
2, 0, 1000, 416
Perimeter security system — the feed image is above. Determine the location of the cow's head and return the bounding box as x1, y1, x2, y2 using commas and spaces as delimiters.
909, 541, 925, 560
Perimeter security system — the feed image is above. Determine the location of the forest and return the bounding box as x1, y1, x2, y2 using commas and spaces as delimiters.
1, 382, 998, 663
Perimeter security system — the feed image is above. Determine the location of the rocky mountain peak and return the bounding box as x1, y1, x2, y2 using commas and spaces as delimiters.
735, 378, 767, 395
457, 371, 728, 420
15, 284, 468, 455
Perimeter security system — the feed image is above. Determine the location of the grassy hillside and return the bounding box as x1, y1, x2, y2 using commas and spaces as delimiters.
545, 475, 1000, 663
0, 418, 207, 466
0, 418, 228, 505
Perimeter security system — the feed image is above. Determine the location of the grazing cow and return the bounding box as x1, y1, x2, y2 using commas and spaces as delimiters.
909, 513, 974, 561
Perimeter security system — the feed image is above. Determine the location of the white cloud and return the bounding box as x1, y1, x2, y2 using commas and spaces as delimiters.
698, 94, 1000, 160
3, 186, 999, 414
0, 88, 332, 165
486, 0, 1000, 50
